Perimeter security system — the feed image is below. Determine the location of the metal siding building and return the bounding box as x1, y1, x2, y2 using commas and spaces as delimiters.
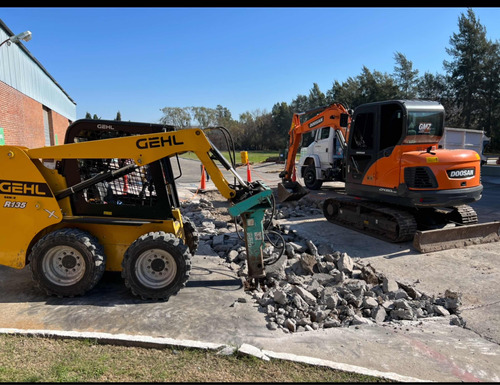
0, 19, 76, 148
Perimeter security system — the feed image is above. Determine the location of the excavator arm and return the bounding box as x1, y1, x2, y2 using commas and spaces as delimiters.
278, 103, 351, 201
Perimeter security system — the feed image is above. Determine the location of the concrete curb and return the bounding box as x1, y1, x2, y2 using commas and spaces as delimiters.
0, 328, 426, 383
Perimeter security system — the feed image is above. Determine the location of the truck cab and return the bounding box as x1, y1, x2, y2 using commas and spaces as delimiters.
298, 126, 346, 189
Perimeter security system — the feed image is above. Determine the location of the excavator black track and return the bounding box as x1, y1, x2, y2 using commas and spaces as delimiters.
322, 196, 418, 243
323, 196, 500, 252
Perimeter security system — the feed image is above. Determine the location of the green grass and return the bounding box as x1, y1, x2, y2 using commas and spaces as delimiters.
180, 150, 282, 164
0, 334, 392, 382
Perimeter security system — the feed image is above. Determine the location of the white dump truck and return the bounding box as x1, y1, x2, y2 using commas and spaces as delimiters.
439, 127, 490, 165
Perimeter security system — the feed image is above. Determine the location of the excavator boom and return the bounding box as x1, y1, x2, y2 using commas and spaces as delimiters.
278, 103, 350, 202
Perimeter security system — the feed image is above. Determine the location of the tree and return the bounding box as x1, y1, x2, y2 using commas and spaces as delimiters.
479, 40, 500, 142
328, 66, 399, 109
307, 83, 327, 109
443, 8, 489, 129
189, 107, 217, 127
327, 77, 361, 109
115, 111, 122, 121
416, 72, 447, 101
393, 52, 419, 98
159, 107, 191, 128
271, 102, 293, 150
215, 105, 234, 128
290, 94, 309, 114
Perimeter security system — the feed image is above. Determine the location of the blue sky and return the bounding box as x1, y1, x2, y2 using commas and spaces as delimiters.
2, 7, 500, 123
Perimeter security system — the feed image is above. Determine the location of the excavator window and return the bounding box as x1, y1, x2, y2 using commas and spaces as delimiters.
402, 110, 444, 144
379, 105, 404, 150
351, 113, 374, 150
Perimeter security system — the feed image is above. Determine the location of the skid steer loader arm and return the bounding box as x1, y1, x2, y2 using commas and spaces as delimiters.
15, 126, 275, 282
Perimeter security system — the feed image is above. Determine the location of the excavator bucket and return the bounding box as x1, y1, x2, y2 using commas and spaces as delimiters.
413, 221, 500, 253
277, 181, 309, 203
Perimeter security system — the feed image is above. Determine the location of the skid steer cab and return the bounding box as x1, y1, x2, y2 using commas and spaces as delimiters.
0, 119, 274, 300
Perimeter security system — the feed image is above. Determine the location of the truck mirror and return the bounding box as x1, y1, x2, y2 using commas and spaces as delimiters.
340, 113, 349, 128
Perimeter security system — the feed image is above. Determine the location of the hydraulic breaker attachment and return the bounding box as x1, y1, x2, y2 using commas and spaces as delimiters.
228, 186, 273, 283
277, 181, 308, 203
413, 221, 500, 253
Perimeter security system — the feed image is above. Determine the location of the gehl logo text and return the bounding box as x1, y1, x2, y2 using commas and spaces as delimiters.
136, 135, 184, 149
0, 181, 52, 197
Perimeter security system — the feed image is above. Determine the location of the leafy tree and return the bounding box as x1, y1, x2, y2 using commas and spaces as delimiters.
290, 94, 309, 114
327, 66, 399, 109
393, 52, 419, 98
159, 107, 191, 128
215, 105, 234, 127
327, 77, 361, 109
443, 8, 489, 129
189, 106, 217, 127
479, 40, 500, 144
416, 72, 447, 101
271, 102, 293, 150
307, 83, 327, 109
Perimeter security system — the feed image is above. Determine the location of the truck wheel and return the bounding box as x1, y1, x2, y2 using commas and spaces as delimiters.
304, 165, 323, 190
28, 228, 106, 297
183, 217, 199, 255
121, 232, 192, 300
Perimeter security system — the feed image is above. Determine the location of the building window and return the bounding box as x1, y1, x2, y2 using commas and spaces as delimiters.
43, 106, 54, 146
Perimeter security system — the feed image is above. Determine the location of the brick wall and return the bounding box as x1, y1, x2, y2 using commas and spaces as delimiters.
0, 81, 72, 148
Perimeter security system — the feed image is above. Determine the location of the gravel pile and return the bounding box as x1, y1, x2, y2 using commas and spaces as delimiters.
181, 195, 466, 333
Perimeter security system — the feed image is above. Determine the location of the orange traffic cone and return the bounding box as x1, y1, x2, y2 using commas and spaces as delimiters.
246, 161, 252, 183
200, 165, 206, 191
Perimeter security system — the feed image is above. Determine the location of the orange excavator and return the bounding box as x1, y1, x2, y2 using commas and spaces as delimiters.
278, 100, 500, 252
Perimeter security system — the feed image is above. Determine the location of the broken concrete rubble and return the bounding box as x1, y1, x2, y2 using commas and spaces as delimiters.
181, 195, 466, 333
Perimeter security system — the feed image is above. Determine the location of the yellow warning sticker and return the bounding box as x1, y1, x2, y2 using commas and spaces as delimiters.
426, 157, 439, 163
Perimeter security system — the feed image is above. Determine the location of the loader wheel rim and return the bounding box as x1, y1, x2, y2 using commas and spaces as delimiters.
135, 249, 177, 289
42, 246, 85, 286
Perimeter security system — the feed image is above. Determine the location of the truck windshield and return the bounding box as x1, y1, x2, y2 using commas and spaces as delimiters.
402, 110, 444, 144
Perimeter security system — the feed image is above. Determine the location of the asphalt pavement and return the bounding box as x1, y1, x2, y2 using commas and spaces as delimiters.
0, 160, 499, 382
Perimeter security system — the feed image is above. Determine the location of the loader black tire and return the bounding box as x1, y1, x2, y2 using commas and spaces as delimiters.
183, 217, 199, 255
303, 165, 323, 190
28, 228, 106, 298
121, 232, 192, 301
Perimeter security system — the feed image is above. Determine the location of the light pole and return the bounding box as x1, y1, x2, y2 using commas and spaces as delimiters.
0, 30, 32, 48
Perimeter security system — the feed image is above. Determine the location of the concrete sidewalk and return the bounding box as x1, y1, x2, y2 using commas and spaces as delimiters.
0, 235, 499, 382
